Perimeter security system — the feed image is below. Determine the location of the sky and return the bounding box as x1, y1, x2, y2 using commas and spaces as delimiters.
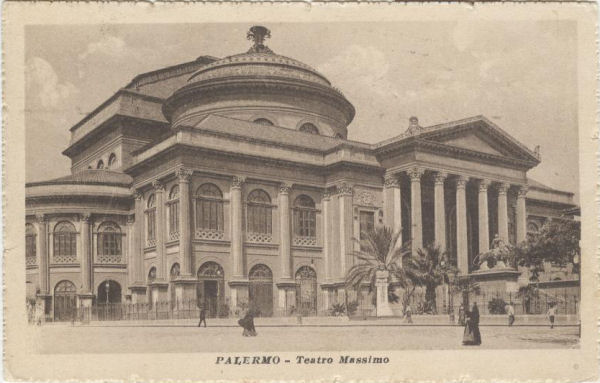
25, 22, 579, 200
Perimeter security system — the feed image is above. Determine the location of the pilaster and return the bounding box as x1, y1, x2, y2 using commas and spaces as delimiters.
279, 183, 292, 280
231, 175, 245, 278
152, 180, 166, 280
337, 183, 353, 278
455, 176, 469, 274
35, 214, 49, 295
497, 183, 510, 243
478, 179, 491, 254
383, 173, 402, 237
433, 172, 447, 251
408, 168, 424, 254
516, 185, 528, 243
80, 213, 92, 294
177, 167, 194, 276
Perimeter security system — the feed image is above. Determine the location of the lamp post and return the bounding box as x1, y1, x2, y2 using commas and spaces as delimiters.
441, 259, 455, 324
573, 253, 580, 338
105, 281, 110, 320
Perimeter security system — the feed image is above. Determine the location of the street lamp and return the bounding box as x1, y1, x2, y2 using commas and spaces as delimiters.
572, 253, 580, 337
441, 259, 455, 324
105, 281, 110, 320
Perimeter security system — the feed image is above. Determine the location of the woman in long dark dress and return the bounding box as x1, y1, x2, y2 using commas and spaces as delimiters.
463, 302, 481, 345
238, 310, 257, 337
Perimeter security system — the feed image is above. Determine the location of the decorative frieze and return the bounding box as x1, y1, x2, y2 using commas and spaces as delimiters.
336, 183, 353, 196
246, 232, 273, 243
383, 174, 400, 188
355, 190, 375, 206
97, 254, 123, 264
293, 236, 317, 247
195, 229, 225, 241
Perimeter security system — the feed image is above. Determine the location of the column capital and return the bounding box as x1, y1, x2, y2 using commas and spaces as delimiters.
131, 188, 143, 200
497, 182, 510, 195
231, 175, 246, 189
336, 182, 353, 196
478, 179, 491, 192
152, 180, 165, 192
433, 171, 448, 185
176, 167, 193, 182
279, 182, 292, 195
408, 167, 424, 182
35, 213, 47, 224
455, 175, 469, 189
127, 215, 135, 225
517, 185, 529, 198
383, 174, 400, 188
80, 213, 92, 223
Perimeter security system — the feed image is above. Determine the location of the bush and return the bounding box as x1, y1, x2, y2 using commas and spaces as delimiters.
330, 303, 346, 316
346, 301, 359, 315
488, 298, 507, 314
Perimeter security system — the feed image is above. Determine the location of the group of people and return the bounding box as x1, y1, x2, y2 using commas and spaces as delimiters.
198, 306, 258, 337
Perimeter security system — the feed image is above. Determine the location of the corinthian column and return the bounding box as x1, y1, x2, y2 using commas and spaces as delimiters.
80, 213, 92, 294
433, 172, 447, 251
456, 176, 469, 274
177, 167, 194, 276
279, 183, 292, 280
153, 180, 166, 279
231, 176, 245, 278
338, 183, 353, 278
322, 191, 331, 281
497, 183, 510, 243
408, 168, 424, 254
516, 185, 528, 243
35, 214, 49, 295
383, 174, 402, 237
478, 180, 491, 254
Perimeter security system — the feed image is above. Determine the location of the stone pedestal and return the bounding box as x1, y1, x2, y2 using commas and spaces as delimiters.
469, 269, 521, 296
228, 280, 249, 313
173, 277, 198, 310
149, 281, 169, 306
276, 280, 296, 316
375, 270, 393, 317
35, 294, 51, 324
129, 285, 147, 304
77, 293, 95, 323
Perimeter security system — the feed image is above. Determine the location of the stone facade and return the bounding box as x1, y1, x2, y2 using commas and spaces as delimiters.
25, 27, 578, 320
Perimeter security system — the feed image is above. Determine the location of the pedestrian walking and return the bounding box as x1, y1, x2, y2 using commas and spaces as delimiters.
238, 310, 257, 337
198, 306, 207, 328
547, 303, 557, 329
506, 302, 515, 326
405, 304, 413, 324
462, 302, 481, 346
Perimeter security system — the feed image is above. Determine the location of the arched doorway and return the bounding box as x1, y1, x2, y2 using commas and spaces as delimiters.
97, 280, 122, 304
295, 266, 317, 316
249, 264, 273, 317
197, 262, 224, 318
54, 280, 76, 322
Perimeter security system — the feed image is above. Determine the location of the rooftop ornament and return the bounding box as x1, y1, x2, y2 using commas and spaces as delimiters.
246, 25, 274, 54
406, 116, 422, 135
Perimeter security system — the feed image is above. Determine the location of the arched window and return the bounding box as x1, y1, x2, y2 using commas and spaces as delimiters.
195, 183, 224, 239
253, 118, 274, 126
246, 189, 272, 241
53, 221, 77, 263
97, 222, 122, 263
26, 223, 36, 265
299, 123, 319, 135
168, 185, 180, 240
295, 266, 317, 315
170, 263, 180, 280
97, 160, 105, 169
107, 153, 117, 169
148, 267, 157, 282
293, 195, 316, 246
53, 280, 76, 321
146, 194, 156, 246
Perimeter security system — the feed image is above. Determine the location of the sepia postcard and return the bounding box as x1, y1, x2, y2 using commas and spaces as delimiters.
3, 2, 598, 382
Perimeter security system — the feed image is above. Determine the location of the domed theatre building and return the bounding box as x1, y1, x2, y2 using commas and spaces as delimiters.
26, 26, 579, 321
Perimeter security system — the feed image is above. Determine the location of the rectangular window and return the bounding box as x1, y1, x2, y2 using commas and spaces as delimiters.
359, 211, 375, 240
196, 199, 224, 231
98, 233, 122, 256
169, 202, 179, 235
26, 234, 36, 258
54, 233, 76, 256
146, 209, 156, 242
294, 209, 316, 238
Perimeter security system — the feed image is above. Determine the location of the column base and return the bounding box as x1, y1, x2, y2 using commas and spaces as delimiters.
173, 277, 198, 310
77, 294, 95, 323
469, 269, 521, 295
228, 280, 249, 315
35, 294, 51, 324
148, 281, 169, 306
276, 280, 297, 316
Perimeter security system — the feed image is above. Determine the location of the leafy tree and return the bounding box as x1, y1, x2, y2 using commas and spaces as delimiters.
345, 226, 410, 302
513, 219, 580, 281
402, 245, 458, 314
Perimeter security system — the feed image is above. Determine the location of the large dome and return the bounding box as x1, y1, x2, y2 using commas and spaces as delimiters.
163, 26, 355, 138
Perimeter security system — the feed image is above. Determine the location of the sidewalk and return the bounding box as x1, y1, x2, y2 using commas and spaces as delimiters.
48, 314, 579, 327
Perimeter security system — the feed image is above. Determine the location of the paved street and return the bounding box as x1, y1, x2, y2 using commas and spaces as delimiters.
34, 324, 579, 354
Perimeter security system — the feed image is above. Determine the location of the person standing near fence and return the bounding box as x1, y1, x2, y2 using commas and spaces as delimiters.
506, 302, 515, 326
547, 303, 557, 329
198, 306, 207, 328
404, 304, 413, 324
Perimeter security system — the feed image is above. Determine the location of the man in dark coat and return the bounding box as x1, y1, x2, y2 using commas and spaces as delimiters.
470, 302, 481, 345
198, 307, 207, 328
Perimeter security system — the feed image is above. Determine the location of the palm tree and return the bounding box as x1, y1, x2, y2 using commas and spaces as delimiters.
402, 245, 457, 314
345, 226, 410, 303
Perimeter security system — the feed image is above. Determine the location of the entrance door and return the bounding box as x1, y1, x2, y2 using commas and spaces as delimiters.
54, 280, 76, 322
204, 280, 219, 317
296, 266, 317, 316
249, 264, 273, 317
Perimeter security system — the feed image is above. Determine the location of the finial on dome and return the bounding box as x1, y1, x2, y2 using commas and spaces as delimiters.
246, 25, 274, 54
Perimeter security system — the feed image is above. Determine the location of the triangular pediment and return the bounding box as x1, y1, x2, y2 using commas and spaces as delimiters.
417, 116, 540, 165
